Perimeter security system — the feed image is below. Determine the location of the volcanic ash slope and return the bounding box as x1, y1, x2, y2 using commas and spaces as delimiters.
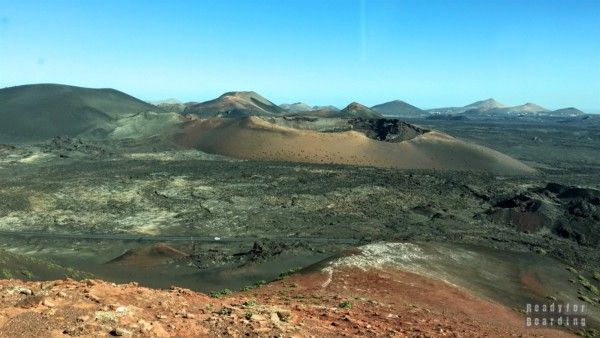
175, 116, 536, 175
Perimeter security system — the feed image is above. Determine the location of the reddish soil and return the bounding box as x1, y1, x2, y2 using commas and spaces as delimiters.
0, 266, 573, 337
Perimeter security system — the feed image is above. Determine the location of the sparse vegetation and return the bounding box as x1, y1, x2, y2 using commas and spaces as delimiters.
578, 328, 599, 338
218, 307, 233, 316
0, 268, 13, 279
242, 300, 256, 307
339, 300, 353, 309
578, 275, 599, 296
240, 279, 268, 292
210, 289, 233, 298
276, 310, 292, 322
578, 295, 594, 304
20, 269, 33, 279
278, 267, 301, 279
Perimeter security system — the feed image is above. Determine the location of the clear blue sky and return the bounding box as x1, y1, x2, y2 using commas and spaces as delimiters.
1, 0, 599, 111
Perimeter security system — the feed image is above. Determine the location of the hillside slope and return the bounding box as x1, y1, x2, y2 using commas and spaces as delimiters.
175, 116, 535, 174
0, 84, 159, 142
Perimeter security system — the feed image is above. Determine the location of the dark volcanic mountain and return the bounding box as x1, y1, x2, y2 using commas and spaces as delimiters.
0, 84, 159, 142
549, 107, 586, 117
184, 91, 284, 118
371, 100, 428, 117
339, 102, 383, 119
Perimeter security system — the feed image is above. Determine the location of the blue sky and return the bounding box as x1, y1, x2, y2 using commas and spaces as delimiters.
1, 0, 599, 111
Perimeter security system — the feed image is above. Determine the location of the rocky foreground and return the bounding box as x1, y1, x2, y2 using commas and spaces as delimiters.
0, 245, 573, 337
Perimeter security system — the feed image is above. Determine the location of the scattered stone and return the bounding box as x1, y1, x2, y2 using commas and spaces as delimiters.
115, 306, 128, 314
276, 310, 292, 322
16, 295, 43, 308
42, 299, 56, 308
183, 312, 195, 319
40, 282, 55, 290
138, 319, 152, 332
87, 294, 101, 303
19, 288, 33, 296
110, 327, 131, 336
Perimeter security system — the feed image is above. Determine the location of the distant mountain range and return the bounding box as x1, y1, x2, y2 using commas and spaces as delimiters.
279, 103, 340, 113
279, 102, 314, 113
427, 98, 585, 117
0, 83, 594, 173
0, 83, 593, 144
152, 94, 587, 119
284, 102, 381, 119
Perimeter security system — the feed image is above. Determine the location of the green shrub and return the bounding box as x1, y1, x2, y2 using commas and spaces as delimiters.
218, 307, 233, 316
210, 288, 232, 298
278, 267, 301, 279
20, 269, 34, 279
242, 300, 256, 307
0, 268, 13, 279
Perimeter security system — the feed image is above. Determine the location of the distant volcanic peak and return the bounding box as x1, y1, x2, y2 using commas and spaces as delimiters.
514, 102, 549, 112
2, 83, 145, 103
221, 91, 278, 105
220, 91, 259, 100
465, 98, 507, 110
340, 102, 383, 118
371, 99, 427, 117
313, 105, 340, 111
280, 102, 314, 113
553, 107, 585, 115
184, 90, 284, 117
344, 102, 369, 110
151, 98, 182, 105
389, 99, 416, 106
372, 99, 411, 108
